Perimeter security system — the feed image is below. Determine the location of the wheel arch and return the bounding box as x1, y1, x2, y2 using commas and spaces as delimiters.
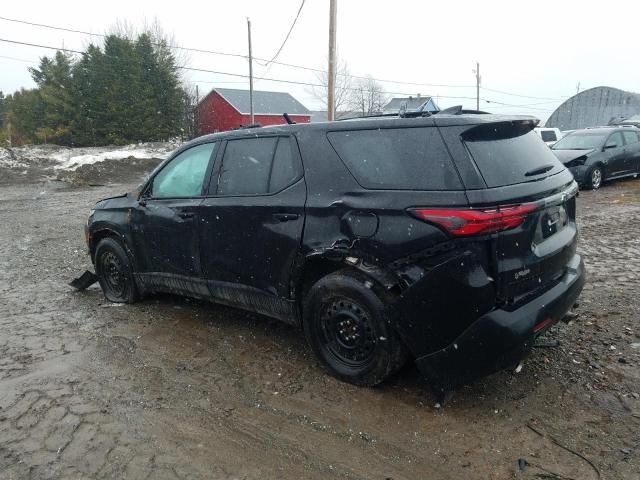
90, 225, 135, 267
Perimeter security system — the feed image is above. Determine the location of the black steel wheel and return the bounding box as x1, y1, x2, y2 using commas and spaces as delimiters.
95, 237, 138, 303
320, 299, 377, 368
303, 269, 407, 386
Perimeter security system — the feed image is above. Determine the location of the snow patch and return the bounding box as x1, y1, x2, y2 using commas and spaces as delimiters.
52, 143, 176, 171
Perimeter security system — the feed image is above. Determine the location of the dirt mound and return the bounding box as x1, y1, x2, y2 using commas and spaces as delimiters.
56, 156, 165, 186
0, 143, 176, 186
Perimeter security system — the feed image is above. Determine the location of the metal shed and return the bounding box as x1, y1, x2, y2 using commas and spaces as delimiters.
546, 86, 640, 131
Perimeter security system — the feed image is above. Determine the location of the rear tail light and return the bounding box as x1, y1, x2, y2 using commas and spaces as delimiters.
410, 204, 537, 237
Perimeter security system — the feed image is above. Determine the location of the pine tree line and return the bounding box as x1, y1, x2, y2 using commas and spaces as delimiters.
0, 31, 193, 147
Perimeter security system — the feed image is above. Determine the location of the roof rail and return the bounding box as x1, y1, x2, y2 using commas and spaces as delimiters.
335, 105, 490, 122
436, 105, 491, 115
237, 123, 262, 130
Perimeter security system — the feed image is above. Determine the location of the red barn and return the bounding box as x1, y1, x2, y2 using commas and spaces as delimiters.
195, 88, 311, 135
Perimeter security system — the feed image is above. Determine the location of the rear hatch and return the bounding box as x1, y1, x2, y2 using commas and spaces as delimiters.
446, 119, 578, 303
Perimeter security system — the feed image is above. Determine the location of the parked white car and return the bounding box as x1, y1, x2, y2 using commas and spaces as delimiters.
534, 127, 563, 146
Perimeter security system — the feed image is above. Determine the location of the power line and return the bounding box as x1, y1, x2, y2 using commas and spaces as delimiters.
0, 37, 561, 112
257, 0, 305, 68
0, 37, 82, 54
0, 54, 37, 64
0, 14, 567, 98
481, 86, 566, 101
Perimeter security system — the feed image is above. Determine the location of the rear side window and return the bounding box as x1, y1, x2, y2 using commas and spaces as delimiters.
327, 127, 462, 190
463, 124, 564, 187
540, 130, 557, 142
217, 137, 301, 196
622, 131, 639, 145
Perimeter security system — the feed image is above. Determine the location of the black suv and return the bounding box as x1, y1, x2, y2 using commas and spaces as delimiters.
551, 126, 640, 189
85, 115, 585, 396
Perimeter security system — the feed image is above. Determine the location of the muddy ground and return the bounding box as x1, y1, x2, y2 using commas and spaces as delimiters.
0, 174, 638, 479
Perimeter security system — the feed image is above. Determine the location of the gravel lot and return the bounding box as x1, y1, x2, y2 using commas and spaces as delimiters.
0, 174, 638, 479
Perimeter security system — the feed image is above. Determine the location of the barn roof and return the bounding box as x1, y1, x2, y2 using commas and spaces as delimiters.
209, 88, 310, 116
383, 96, 437, 114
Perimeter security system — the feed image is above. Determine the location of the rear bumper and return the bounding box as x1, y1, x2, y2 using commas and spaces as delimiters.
415, 254, 585, 394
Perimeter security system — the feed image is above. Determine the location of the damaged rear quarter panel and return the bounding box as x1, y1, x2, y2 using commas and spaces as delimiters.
295, 125, 497, 358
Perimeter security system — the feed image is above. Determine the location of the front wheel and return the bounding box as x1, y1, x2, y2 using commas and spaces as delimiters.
303, 270, 407, 386
95, 237, 138, 303
585, 166, 603, 190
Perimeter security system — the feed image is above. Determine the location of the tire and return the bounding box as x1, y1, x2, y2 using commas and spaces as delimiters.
585, 166, 603, 190
303, 269, 407, 386
95, 237, 138, 303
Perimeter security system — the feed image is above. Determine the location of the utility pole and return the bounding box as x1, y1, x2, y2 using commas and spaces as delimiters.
327, 0, 337, 121
247, 18, 255, 124
194, 85, 199, 138
474, 62, 481, 111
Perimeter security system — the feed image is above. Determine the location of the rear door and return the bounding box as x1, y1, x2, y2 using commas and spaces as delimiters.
622, 130, 640, 173
198, 135, 306, 321
448, 121, 578, 301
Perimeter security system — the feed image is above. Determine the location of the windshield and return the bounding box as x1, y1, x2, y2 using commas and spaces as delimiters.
552, 132, 606, 150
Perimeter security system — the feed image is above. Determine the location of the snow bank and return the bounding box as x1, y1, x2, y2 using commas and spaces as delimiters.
52, 143, 177, 171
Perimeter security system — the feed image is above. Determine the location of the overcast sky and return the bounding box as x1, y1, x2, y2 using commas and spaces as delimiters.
1, 0, 638, 122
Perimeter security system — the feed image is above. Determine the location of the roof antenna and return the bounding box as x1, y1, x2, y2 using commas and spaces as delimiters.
283, 113, 296, 125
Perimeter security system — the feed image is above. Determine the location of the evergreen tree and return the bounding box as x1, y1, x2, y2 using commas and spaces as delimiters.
7, 27, 188, 146
29, 52, 75, 144
5, 89, 45, 145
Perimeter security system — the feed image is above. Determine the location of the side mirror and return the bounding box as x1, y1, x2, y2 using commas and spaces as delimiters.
603, 143, 617, 150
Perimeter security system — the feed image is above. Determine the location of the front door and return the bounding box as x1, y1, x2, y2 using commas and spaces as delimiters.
603, 131, 627, 177
198, 136, 306, 322
133, 142, 218, 296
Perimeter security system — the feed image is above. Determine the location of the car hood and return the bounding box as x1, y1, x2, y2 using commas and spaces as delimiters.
550, 149, 594, 164
94, 191, 136, 210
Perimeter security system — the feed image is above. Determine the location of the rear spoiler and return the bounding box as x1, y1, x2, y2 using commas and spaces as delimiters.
461, 119, 540, 142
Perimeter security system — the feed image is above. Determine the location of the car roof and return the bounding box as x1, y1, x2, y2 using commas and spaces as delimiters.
569, 126, 633, 135
186, 113, 540, 147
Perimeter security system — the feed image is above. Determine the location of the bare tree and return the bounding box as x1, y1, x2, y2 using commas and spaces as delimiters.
349, 75, 388, 117
108, 18, 190, 72
308, 60, 353, 119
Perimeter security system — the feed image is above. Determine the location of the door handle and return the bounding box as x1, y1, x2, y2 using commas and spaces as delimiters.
178, 211, 196, 219
273, 213, 299, 222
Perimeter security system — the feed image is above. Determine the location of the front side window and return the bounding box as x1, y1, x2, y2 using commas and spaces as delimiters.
152, 143, 216, 198
605, 132, 624, 149
217, 137, 300, 195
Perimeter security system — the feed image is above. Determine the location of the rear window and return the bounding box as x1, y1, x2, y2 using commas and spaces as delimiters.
463, 124, 564, 187
327, 127, 462, 190
540, 130, 557, 142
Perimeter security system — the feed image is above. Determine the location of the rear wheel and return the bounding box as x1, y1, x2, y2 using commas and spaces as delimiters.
585, 166, 603, 190
303, 270, 407, 386
95, 237, 138, 303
